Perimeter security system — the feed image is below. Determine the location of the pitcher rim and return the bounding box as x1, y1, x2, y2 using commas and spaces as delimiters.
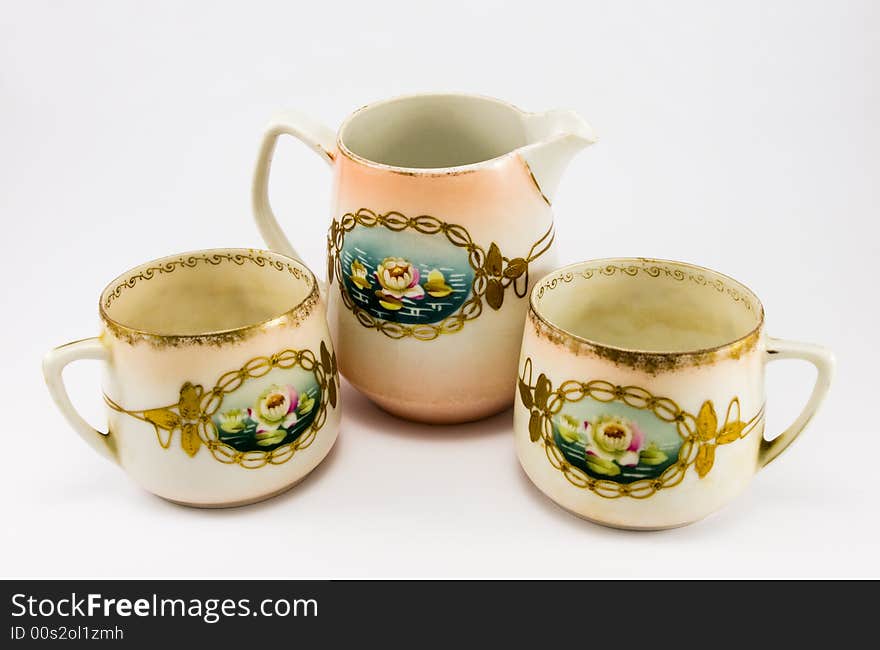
336, 91, 530, 176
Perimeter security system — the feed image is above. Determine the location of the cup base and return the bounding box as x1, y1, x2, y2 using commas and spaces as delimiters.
353, 382, 512, 424
518, 459, 710, 531
156, 476, 307, 509
551, 499, 706, 531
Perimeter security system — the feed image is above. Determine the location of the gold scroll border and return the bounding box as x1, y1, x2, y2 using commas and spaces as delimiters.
517, 357, 764, 499
528, 261, 762, 371
105, 342, 339, 469
535, 261, 755, 313
327, 208, 554, 341
100, 251, 319, 348
104, 251, 308, 310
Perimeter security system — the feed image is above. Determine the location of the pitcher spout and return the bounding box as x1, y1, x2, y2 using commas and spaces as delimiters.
518, 109, 597, 204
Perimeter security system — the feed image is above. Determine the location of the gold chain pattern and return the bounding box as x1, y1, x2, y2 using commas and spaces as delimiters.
518, 357, 764, 498
105, 342, 339, 469
327, 208, 554, 340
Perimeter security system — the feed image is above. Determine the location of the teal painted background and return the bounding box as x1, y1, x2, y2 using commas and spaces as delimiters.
340, 226, 473, 325
552, 400, 682, 483
212, 366, 320, 453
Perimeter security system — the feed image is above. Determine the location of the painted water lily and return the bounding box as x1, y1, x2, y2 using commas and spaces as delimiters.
374, 257, 425, 310
585, 415, 645, 468
296, 391, 315, 416
424, 268, 454, 298
349, 259, 372, 290
639, 443, 669, 466
557, 414, 589, 443
249, 384, 298, 446
217, 408, 248, 434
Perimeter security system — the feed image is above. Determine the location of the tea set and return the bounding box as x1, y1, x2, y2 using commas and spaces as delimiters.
43, 93, 834, 529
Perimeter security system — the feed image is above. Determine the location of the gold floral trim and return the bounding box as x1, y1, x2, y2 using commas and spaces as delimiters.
105, 342, 339, 469
529, 259, 764, 372
100, 250, 318, 348
517, 357, 764, 499
327, 208, 553, 340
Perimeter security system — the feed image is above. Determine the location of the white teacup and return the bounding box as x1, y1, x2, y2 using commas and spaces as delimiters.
43, 249, 340, 507
515, 258, 834, 529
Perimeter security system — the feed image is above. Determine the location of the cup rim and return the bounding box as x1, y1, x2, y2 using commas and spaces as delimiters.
528, 256, 765, 359
98, 248, 319, 346
336, 91, 527, 176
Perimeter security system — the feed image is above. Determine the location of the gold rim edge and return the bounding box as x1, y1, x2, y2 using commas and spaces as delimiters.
98, 250, 320, 348
528, 258, 765, 372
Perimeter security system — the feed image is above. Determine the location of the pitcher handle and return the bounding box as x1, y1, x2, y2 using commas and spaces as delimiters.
252, 109, 337, 268
43, 337, 117, 463
759, 337, 835, 468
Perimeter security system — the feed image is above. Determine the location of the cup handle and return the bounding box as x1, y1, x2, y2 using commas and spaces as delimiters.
252, 109, 336, 272
759, 337, 835, 468
43, 337, 117, 463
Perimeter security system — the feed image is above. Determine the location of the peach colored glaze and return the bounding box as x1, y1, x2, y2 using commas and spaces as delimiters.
328, 150, 557, 423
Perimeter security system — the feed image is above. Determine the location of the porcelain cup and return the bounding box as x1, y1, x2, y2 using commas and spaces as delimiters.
514, 258, 834, 529
43, 249, 341, 507
252, 93, 596, 423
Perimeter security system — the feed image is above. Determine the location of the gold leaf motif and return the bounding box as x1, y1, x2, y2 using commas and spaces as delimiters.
518, 379, 533, 410
320, 340, 333, 374
503, 258, 528, 279
318, 340, 338, 408
327, 378, 337, 409
486, 279, 504, 310
695, 444, 715, 478
105, 346, 331, 469
179, 383, 202, 420
327, 210, 554, 340
696, 401, 718, 441
717, 421, 746, 444
514, 355, 765, 499
485, 243, 503, 276
534, 374, 551, 409
528, 412, 542, 442
143, 408, 180, 431
180, 422, 201, 457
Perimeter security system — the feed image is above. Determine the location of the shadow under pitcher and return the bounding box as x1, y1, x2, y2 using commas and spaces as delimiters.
252, 93, 596, 423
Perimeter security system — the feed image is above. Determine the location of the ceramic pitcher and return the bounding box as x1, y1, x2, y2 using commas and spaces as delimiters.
253, 93, 595, 423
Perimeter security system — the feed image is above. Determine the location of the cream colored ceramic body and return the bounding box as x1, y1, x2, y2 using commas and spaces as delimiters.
515, 258, 834, 529
43, 249, 341, 508
253, 93, 596, 423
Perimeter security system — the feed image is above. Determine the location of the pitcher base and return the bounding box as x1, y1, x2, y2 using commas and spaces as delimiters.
354, 383, 512, 424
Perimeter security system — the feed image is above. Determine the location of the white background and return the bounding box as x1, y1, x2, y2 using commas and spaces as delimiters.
2, 0, 877, 578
